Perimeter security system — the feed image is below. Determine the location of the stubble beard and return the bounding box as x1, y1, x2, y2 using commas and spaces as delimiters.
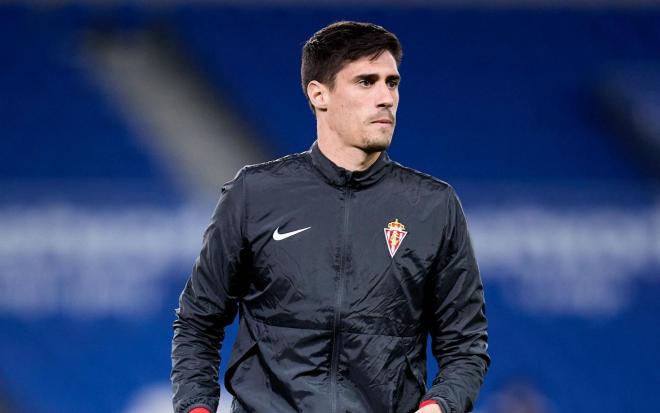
361, 129, 394, 154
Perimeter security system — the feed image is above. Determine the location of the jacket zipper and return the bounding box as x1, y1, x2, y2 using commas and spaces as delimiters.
330, 185, 351, 413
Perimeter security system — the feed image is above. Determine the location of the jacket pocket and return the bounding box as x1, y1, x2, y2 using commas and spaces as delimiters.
223, 325, 259, 397
391, 339, 428, 413
403, 351, 427, 396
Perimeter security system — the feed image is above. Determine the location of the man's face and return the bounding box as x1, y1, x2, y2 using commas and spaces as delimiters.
324, 51, 400, 153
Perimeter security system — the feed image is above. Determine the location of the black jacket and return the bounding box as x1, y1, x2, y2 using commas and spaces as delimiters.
171, 141, 490, 413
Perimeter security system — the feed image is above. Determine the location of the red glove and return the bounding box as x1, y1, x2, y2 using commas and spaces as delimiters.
419, 400, 440, 409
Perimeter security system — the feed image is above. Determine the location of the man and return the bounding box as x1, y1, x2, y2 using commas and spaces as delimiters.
171, 21, 489, 413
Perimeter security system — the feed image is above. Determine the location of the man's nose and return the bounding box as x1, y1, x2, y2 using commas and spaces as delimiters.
376, 82, 395, 107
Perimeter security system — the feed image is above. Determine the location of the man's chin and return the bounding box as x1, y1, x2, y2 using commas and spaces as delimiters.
362, 136, 392, 153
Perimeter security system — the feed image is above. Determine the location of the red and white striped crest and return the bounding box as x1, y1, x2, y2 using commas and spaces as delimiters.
384, 219, 407, 258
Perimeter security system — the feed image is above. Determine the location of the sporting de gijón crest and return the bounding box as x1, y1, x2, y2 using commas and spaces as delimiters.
384, 219, 407, 258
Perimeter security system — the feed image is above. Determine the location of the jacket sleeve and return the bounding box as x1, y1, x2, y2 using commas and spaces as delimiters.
171, 168, 249, 413
421, 186, 490, 413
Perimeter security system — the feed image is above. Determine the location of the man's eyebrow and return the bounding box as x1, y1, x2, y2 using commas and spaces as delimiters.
352, 73, 379, 82
352, 73, 401, 82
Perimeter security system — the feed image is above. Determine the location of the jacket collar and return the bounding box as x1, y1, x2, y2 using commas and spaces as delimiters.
307, 140, 391, 188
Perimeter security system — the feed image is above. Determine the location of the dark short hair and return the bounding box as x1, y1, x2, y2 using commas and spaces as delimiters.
301, 21, 402, 112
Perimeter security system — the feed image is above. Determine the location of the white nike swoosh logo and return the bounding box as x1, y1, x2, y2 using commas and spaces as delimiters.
272, 226, 311, 241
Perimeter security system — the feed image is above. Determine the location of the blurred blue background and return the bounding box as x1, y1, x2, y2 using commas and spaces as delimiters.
1, 2, 660, 413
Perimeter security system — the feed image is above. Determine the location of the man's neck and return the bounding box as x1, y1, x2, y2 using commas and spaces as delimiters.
316, 136, 381, 172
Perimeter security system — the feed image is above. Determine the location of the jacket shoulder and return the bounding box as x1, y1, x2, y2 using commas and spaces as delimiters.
242, 151, 309, 175
234, 151, 311, 196
389, 160, 455, 195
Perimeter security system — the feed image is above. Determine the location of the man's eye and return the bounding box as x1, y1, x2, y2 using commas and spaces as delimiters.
358, 79, 373, 86
388, 81, 399, 88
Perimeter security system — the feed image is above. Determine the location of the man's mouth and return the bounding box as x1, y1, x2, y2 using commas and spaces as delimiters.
371, 118, 394, 124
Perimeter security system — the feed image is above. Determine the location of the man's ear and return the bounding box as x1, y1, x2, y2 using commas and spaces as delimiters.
307, 81, 328, 112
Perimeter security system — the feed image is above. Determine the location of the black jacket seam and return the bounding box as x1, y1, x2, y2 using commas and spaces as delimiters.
247, 312, 422, 338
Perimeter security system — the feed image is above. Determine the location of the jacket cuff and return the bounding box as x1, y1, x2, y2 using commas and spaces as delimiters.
436, 397, 450, 413
420, 397, 451, 413
188, 406, 212, 413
